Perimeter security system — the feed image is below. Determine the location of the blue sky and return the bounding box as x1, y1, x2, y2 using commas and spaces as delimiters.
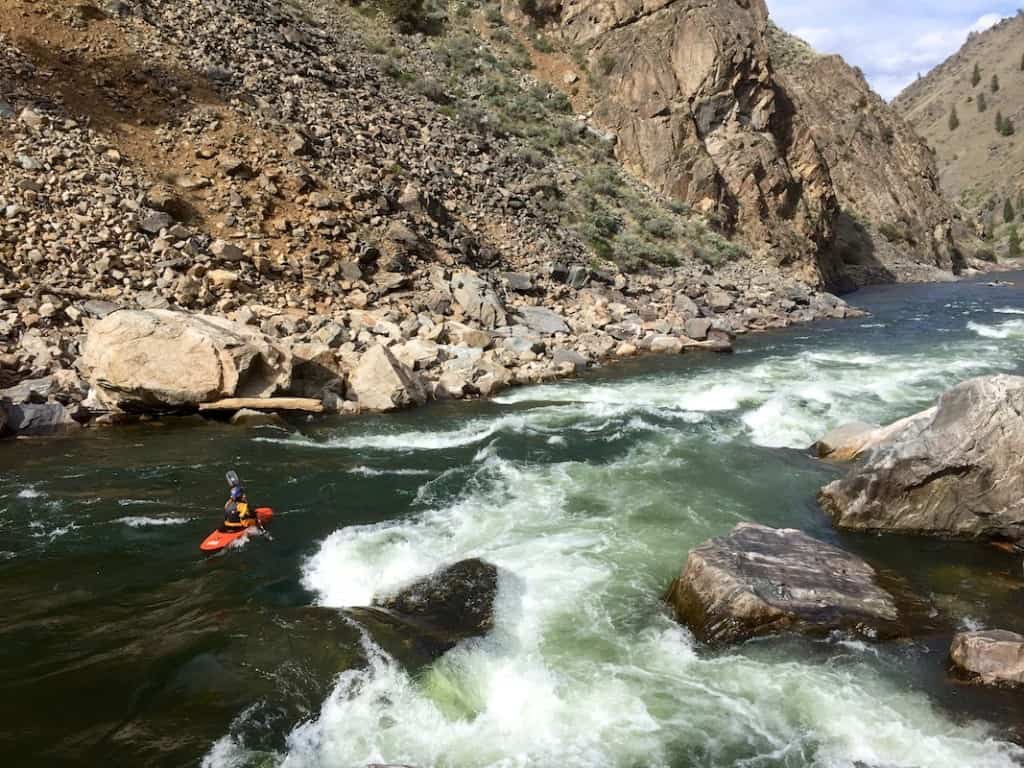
767, 2, 1020, 99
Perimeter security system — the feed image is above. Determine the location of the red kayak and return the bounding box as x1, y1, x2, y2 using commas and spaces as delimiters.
199, 508, 274, 552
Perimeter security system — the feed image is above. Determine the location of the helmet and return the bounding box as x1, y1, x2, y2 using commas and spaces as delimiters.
230, 486, 244, 501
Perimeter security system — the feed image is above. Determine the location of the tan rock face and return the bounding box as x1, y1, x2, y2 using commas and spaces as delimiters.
768, 26, 970, 285
517, 0, 834, 281
510, 1, 966, 288
81, 310, 292, 411
348, 344, 427, 412
950, 630, 1024, 686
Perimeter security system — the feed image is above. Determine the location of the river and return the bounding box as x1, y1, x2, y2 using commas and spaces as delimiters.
3, 275, 1024, 768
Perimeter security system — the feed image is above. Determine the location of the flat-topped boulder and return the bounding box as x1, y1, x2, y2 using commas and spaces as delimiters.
82, 310, 292, 412
665, 523, 902, 644
950, 630, 1024, 686
819, 375, 1024, 543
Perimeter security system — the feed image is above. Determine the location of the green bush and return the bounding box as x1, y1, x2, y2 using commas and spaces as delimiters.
643, 217, 676, 239
977, 92, 987, 112
971, 62, 981, 87
948, 105, 960, 131
1010, 227, 1022, 258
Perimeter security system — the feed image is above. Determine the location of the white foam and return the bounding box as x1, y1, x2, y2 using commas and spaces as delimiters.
115, 516, 192, 528
968, 319, 1024, 339
265, 450, 1024, 768
17, 488, 43, 499
993, 307, 1024, 315
347, 466, 434, 477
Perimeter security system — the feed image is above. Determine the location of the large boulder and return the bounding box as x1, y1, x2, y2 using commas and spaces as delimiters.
813, 410, 935, 461
950, 630, 1024, 686
346, 559, 498, 664
665, 523, 902, 644
451, 270, 507, 329
348, 345, 427, 412
81, 310, 292, 412
516, 306, 570, 336
819, 376, 1024, 543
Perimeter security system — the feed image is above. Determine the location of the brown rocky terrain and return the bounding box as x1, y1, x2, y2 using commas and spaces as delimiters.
0, 0, 981, 434
895, 13, 1024, 259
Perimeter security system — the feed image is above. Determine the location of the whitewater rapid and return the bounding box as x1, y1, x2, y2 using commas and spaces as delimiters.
203, 311, 1024, 768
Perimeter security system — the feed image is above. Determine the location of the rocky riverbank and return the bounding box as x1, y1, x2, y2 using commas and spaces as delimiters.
0, 0, 878, 436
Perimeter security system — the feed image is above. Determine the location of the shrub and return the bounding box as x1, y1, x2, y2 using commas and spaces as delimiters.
583, 166, 624, 198
978, 92, 987, 112
971, 63, 982, 87
483, 4, 504, 25
587, 206, 624, 238
643, 217, 676, 240
1001, 115, 1015, 137
948, 105, 960, 131
1010, 227, 1022, 258
992, 74, 1001, 93
1006, 198, 1016, 223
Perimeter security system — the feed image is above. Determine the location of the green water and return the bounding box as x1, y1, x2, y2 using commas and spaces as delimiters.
4, 277, 1024, 768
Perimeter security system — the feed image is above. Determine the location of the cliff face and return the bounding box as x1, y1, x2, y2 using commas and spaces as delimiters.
767, 26, 969, 285
507, 0, 972, 288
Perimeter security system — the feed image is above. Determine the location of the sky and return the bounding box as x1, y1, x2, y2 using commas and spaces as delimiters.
767, 1, 1020, 99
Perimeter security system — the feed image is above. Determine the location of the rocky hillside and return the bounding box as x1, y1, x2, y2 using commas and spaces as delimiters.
895, 13, 1024, 259
0, 0, 976, 431
503, 0, 977, 288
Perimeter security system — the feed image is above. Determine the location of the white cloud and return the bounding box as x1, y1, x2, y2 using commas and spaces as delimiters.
767, 2, 1019, 99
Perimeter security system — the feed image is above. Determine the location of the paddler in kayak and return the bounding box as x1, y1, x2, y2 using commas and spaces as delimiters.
222, 472, 258, 531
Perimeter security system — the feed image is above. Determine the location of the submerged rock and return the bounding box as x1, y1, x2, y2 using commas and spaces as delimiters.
819, 375, 1024, 544
665, 523, 902, 644
81, 310, 292, 412
347, 558, 498, 663
950, 630, 1024, 686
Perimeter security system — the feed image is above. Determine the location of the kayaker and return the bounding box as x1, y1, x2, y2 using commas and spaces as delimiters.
222, 481, 255, 530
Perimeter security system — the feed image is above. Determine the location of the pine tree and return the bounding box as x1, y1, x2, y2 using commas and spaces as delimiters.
1006, 198, 1016, 223
978, 92, 988, 112
972, 62, 982, 86
1010, 227, 1022, 259
949, 105, 960, 131
992, 74, 1001, 93
996, 111, 1005, 133
1002, 115, 1016, 137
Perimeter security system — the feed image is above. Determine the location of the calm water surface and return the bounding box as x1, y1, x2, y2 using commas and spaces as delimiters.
4, 275, 1024, 767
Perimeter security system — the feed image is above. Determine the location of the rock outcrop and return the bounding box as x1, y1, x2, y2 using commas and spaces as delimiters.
507, 1, 972, 288
81, 310, 292, 412
348, 344, 427, 412
665, 523, 902, 644
767, 25, 972, 286
813, 409, 936, 461
950, 630, 1024, 686
819, 375, 1024, 544
347, 558, 498, 663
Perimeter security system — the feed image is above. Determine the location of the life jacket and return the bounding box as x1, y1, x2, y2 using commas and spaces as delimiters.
223, 501, 251, 528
